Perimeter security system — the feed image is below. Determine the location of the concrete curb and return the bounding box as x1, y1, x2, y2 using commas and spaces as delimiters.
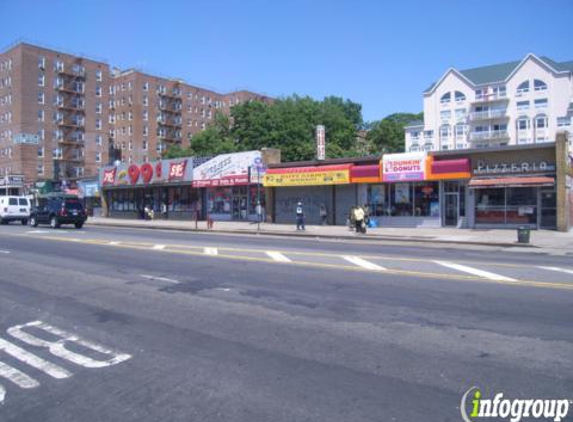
86, 221, 535, 248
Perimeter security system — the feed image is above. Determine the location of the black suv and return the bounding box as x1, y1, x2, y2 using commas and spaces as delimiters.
30, 196, 87, 229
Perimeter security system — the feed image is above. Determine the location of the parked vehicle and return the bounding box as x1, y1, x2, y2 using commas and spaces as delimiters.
30, 194, 87, 229
0, 196, 31, 225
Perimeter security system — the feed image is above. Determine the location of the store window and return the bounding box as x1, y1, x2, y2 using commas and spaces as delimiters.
367, 183, 439, 217
475, 187, 537, 225
208, 187, 232, 214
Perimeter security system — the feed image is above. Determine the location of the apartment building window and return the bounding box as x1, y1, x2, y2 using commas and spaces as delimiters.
128, 126, 133, 136
38, 147, 44, 158
410, 131, 420, 140
424, 130, 434, 139
96, 69, 103, 82
143, 110, 148, 121
534, 98, 548, 109
143, 95, 148, 106
128, 81, 132, 90
143, 140, 148, 151
201, 122, 206, 130
187, 104, 192, 112
455, 124, 467, 137
128, 141, 133, 150
128, 111, 133, 121
440, 125, 451, 138
53, 148, 63, 159
38, 91, 45, 105
95, 85, 102, 97
128, 95, 133, 105
534, 79, 547, 91
109, 129, 115, 139
54, 60, 64, 72
38, 72, 45, 87
535, 115, 548, 129
440, 92, 451, 104
96, 134, 102, 146
143, 82, 149, 92
454, 91, 466, 102
121, 82, 126, 91
517, 118, 530, 130
440, 110, 451, 121
143, 126, 148, 136
38, 56, 46, 69
95, 152, 102, 163
37, 109, 44, 122
109, 114, 115, 124
96, 102, 102, 114
557, 117, 571, 127
96, 118, 102, 130
187, 119, 192, 127
518, 138, 532, 145
37, 165, 44, 176
121, 126, 126, 135
517, 81, 530, 95
516, 101, 529, 111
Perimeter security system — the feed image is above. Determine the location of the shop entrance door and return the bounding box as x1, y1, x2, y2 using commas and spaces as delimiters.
444, 193, 458, 226
540, 188, 557, 229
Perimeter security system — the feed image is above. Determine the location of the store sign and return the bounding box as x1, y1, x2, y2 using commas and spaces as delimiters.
316, 125, 326, 161
0, 175, 24, 186
263, 169, 350, 187
102, 168, 116, 186
193, 151, 262, 187
382, 153, 426, 182
168, 160, 188, 181
473, 160, 556, 175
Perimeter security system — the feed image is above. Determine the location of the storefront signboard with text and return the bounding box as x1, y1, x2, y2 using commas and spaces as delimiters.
263, 167, 350, 187
382, 153, 426, 182
473, 160, 556, 175
192, 151, 262, 187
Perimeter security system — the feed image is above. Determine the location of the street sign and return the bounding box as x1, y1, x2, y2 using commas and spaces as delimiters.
316, 125, 325, 160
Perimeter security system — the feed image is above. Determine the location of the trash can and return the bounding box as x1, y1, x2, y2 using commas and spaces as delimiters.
517, 226, 530, 244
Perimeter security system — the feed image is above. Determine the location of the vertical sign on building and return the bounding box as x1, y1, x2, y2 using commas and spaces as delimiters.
316, 125, 326, 161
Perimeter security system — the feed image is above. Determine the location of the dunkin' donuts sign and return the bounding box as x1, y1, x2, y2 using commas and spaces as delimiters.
382, 152, 426, 182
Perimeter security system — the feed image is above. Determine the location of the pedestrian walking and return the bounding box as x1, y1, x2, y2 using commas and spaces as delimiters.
319, 203, 327, 225
296, 202, 305, 231
352, 205, 366, 233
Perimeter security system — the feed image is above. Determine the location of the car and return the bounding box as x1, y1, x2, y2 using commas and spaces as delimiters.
30, 195, 87, 229
0, 196, 31, 225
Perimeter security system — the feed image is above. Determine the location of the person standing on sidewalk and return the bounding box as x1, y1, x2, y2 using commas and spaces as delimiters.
319, 203, 327, 225
296, 202, 305, 231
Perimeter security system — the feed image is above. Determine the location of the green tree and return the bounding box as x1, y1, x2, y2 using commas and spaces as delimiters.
366, 112, 423, 153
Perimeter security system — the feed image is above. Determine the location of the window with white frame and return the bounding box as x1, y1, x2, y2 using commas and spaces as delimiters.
38, 109, 44, 122
534, 79, 547, 91
95, 152, 102, 163
38, 72, 45, 87
535, 115, 548, 129
38, 56, 46, 69
143, 140, 148, 150
517, 80, 530, 94
95, 85, 102, 97
95, 118, 102, 130
96, 102, 102, 114
143, 82, 149, 92
440, 110, 451, 120
37, 164, 44, 176
557, 117, 571, 127
38, 147, 44, 157
143, 125, 148, 136
128, 126, 132, 136
96, 134, 102, 146
516, 100, 529, 111
128, 141, 133, 150
455, 124, 467, 137
143, 95, 148, 106
455, 108, 466, 121
96, 69, 102, 82
454, 91, 466, 102
38, 91, 44, 104
143, 110, 148, 121
440, 125, 451, 139
440, 92, 451, 104
424, 130, 434, 139
534, 98, 548, 109
517, 117, 530, 131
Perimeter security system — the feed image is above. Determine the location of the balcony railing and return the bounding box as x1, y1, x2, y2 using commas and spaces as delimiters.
469, 109, 508, 121
472, 92, 508, 104
469, 130, 509, 142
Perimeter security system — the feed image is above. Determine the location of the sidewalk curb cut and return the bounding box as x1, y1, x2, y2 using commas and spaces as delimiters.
86, 221, 536, 249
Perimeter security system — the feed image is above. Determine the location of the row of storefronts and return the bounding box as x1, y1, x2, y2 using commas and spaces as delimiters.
100, 135, 572, 231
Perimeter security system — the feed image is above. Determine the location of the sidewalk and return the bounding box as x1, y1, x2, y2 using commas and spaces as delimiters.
86, 216, 573, 252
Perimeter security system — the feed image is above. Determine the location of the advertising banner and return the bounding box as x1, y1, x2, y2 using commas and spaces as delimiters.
263, 165, 351, 187
99, 158, 192, 187
192, 151, 262, 187
382, 152, 426, 182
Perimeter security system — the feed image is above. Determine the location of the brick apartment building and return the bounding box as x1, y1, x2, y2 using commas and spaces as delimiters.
0, 42, 271, 186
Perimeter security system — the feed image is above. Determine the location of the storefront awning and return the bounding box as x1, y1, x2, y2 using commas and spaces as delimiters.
350, 164, 380, 183
431, 158, 470, 174
469, 176, 555, 188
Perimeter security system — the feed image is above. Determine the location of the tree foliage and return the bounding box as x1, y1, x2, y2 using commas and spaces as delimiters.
163, 96, 421, 161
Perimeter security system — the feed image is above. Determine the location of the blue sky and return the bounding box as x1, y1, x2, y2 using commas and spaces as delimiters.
1, 0, 571, 121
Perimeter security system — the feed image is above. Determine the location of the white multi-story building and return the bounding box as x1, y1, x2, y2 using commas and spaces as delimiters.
405, 54, 573, 152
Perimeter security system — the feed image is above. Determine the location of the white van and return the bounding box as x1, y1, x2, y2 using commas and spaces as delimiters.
0, 196, 31, 225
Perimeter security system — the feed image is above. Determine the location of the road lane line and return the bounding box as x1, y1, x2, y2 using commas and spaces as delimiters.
538, 266, 573, 276
434, 261, 516, 281
0, 250, 9, 254
266, 251, 291, 262
0, 361, 40, 389
204, 247, 218, 255
342, 256, 386, 271
109, 241, 120, 245
152, 244, 166, 250
140, 274, 180, 284
0, 338, 72, 379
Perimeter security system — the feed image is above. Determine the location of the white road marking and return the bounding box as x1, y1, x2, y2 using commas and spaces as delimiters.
152, 244, 166, 250
109, 241, 120, 246
0, 250, 9, 254
7, 321, 132, 369
266, 251, 291, 262
0, 338, 72, 379
140, 274, 180, 284
0, 361, 40, 405
434, 261, 516, 281
26, 230, 49, 234
538, 266, 573, 276
204, 247, 218, 255
342, 256, 386, 271
215, 288, 231, 292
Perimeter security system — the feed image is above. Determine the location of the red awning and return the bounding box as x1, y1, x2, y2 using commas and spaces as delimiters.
469, 176, 555, 188
266, 164, 352, 174
431, 158, 470, 174
350, 164, 380, 179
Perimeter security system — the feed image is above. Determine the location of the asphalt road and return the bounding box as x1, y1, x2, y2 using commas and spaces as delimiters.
0, 224, 572, 422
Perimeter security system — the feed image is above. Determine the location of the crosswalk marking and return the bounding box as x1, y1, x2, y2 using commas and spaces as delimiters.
204, 247, 218, 255
152, 244, 166, 250
266, 251, 291, 262
538, 266, 573, 276
434, 261, 516, 281
342, 256, 386, 271
0, 337, 72, 379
